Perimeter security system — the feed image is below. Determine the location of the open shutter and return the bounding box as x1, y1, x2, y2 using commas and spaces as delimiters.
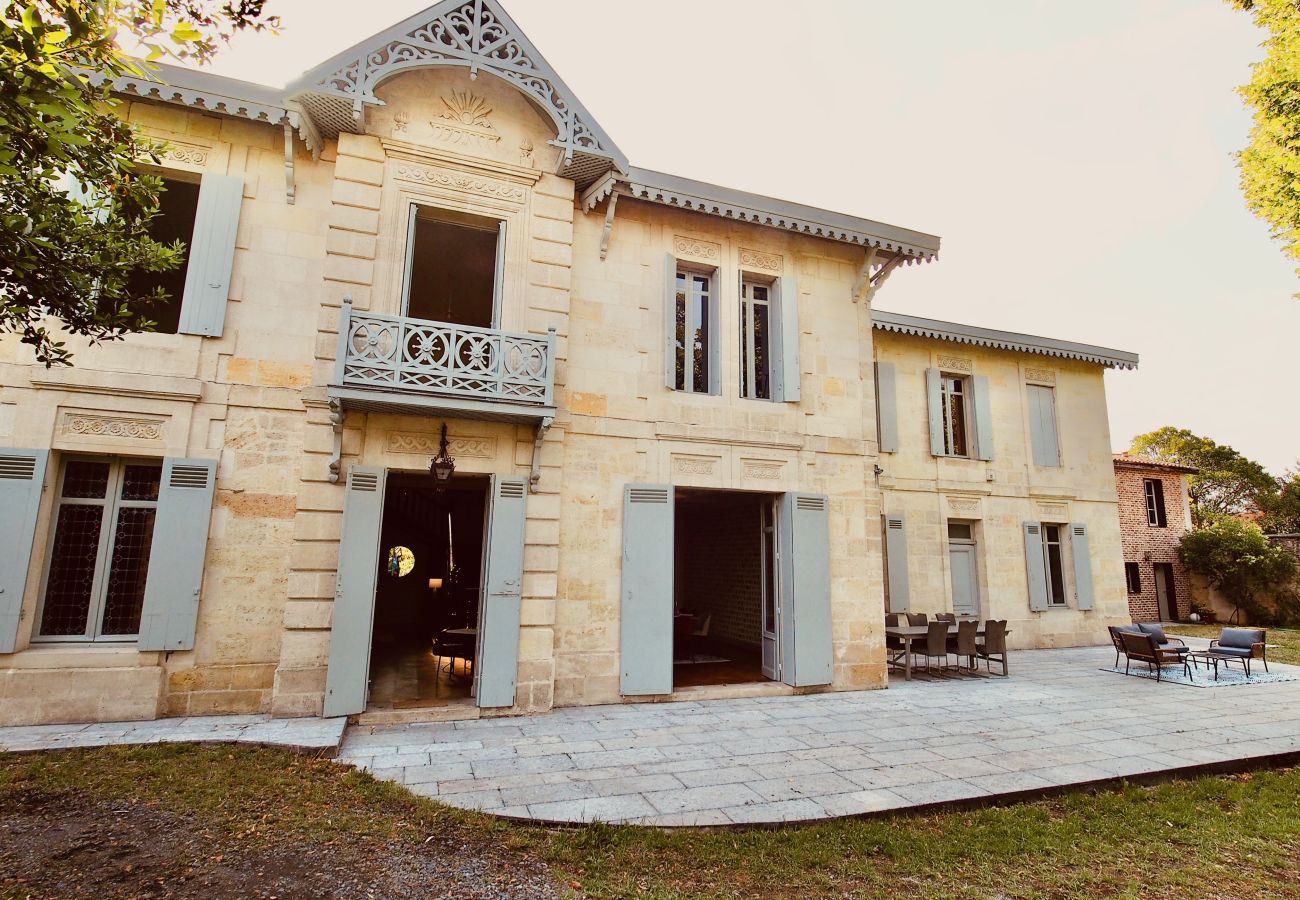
663, 254, 678, 389
972, 374, 994, 461
780, 493, 833, 687
492, 219, 507, 325
177, 173, 243, 338
477, 475, 527, 708
1027, 385, 1061, 467
707, 271, 722, 396
0, 450, 50, 653
323, 466, 386, 718
875, 362, 899, 453
1023, 522, 1049, 611
778, 276, 800, 402
137, 458, 217, 651
1070, 523, 1095, 610
884, 513, 910, 613
926, 368, 945, 456
620, 484, 674, 695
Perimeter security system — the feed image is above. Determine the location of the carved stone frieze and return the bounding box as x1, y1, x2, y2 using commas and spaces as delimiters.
946, 496, 982, 516
1036, 502, 1068, 521
740, 248, 782, 273
393, 163, 525, 202
1025, 367, 1057, 385
742, 460, 784, 480
430, 91, 501, 151
674, 236, 721, 263
387, 431, 496, 458
672, 454, 718, 476
937, 354, 973, 374
61, 413, 165, 441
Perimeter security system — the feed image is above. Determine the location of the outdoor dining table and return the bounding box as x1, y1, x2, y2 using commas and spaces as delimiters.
884, 622, 1011, 681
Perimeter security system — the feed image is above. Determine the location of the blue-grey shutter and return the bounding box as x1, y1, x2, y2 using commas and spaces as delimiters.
177, 173, 243, 338
477, 475, 527, 708
664, 254, 678, 390
0, 450, 50, 654
137, 458, 217, 650
926, 368, 945, 456
875, 361, 898, 453
1023, 522, 1049, 612
620, 484, 674, 695
323, 466, 386, 718
972, 374, 994, 461
778, 275, 800, 402
884, 513, 910, 613
1027, 385, 1061, 467
781, 492, 833, 687
707, 270, 722, 396
1070, 522, 1095, 610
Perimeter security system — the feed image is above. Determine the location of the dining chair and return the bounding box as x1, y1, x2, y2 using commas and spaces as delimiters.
885, 613, 900, 628
884, 613, 905, 671
949, 619, 980, 672
906, 612, 929, 626
935, 613, 956, 624
976, 620, 1009, 676
920, 621, 953, 676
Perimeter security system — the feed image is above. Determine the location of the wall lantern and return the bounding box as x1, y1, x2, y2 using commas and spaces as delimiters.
429, 423, 456, 490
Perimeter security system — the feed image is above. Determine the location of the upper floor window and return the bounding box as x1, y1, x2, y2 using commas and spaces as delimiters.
1026, 383, 1061, 467
1144, 478, 1167, 527
125, 176, 201, 334
940, 374, 970, 457
740, 279, 773, 400
403, 205, 504, 328
37, 458, 162, 641
672, 267, 715, 394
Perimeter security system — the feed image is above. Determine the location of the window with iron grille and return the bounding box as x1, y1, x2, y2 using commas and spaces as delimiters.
1144, 478, 1167, 527
1125, 562, 1142, 593
35, 457, 162, 641
941, 374, 971, 457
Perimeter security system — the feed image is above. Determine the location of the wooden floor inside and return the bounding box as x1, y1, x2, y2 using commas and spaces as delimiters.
673, 643, 768, 689
367, 638, 473, 710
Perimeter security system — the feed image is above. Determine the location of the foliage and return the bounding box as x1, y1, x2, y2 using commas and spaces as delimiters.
1259, 468, 1300, 534
1179, 517, 1297, 624
1129, 426, 1278, 528
1229, 1, 1300, 290
0, 1, 275, 366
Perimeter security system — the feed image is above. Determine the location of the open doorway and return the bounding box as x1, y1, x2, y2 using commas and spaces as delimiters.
672, 489, 779, 689
366, 472, 488, 711
403, 205, 503, 328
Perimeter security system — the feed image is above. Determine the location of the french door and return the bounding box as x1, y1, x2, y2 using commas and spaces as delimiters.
760, 498, 781, 680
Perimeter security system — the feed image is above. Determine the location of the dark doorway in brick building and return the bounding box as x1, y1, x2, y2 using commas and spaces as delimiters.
672, 489, 779, 689
1155, 563, 1178, 622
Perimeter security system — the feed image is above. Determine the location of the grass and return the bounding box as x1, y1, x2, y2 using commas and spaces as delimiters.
1165, 624, 1300, 665
5, 744, 1300, 898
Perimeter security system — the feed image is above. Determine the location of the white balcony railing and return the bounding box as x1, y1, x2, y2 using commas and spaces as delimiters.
334, 299, 555, 408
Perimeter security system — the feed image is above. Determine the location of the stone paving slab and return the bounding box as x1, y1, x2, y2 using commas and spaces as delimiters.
338, 643, 1300, 826
0, 714, 347, 754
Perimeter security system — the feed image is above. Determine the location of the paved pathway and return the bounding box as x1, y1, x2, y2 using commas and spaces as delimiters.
0, 714, 346, 754
339, 644, 1300, 826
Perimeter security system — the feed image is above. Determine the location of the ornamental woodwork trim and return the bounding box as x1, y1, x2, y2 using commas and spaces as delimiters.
1025, 367, 1057, 385
387, 431, 497, 458
393, 163, 525, 202
739, 248, 783, 273
674, 236, 721, 264
60, 413, 166, 442
936, 354, 973, 374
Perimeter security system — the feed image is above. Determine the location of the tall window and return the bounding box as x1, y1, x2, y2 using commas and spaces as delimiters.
1125, 562, 1142, 593
1026, 383, 1061, 467
125, 177, 201, 334
404, 205, 502, 328
37, 458, 162, 640
740, 279, 772, 400
941, 374, 970, 457
1144, 479, 1167, 527
1040, 523, 1067, 606
674, 269, 712, 393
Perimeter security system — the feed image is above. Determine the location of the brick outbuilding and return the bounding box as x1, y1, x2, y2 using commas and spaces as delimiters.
1113, 455, 1198, 621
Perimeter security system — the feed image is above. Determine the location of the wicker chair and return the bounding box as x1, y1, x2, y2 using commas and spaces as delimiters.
935, 612, 956, 624
884, 614, 906, 671
975, 620, 1009, 676
1118, 630, 1190, 682
948, 619, 980, 672
906, 612, 929, 626
919, 620, 953, 676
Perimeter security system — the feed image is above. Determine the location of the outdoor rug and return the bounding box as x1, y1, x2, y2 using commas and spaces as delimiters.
1101, 664, 1299, 688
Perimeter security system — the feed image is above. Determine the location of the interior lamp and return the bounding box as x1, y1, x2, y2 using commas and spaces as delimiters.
428, 578, 443, 590
429, 422, 456, 490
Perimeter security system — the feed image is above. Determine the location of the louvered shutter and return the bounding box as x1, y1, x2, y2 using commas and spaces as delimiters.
663, 254, 678, 390
1023, 522, 1049, 611
875, 361, 899, 453
884, 513, 910, 613
477, 475, 528, 708
137, 458, 217, 651
177, 173, 243, 338
972, 375, 995, 461
780, 493, 832, 687
620, 484, 674, 695
926, 368, 946, 456
1070, 523, 1095, 610
778, 276, 800, 402
0, 450, 50, 653
1027, 385, 1061, 467
323, 466, 386, 718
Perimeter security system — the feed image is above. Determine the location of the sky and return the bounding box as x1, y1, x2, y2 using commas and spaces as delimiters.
189, 0, 1299, 473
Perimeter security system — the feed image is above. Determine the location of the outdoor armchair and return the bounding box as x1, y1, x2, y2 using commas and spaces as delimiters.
1118, 630, 1190, 682
1136, 622, 1189, 654
1209, 627, 1268, 675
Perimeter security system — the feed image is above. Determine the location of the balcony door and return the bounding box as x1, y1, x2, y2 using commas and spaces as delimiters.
402, 204, 505, 329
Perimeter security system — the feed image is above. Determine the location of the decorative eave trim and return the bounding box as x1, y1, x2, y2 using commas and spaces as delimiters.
873, 309, 1140, 370
88, 63, 289, 125
621, 168, 941, 261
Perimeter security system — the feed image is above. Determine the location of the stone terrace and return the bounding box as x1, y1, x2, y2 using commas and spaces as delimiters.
338, 644, 1300, 826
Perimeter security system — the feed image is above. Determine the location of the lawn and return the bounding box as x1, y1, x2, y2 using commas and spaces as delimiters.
4, 745, 1300, 899
1165, 624, 1300, 665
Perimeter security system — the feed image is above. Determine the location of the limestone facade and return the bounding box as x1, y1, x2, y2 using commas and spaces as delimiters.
0, 2, 1138, 726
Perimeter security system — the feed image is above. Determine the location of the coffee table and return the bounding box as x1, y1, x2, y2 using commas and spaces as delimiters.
1186, 649, 1248, 681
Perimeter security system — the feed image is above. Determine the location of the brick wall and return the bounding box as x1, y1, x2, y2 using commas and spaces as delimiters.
676, 494, 764, 649
1114, 460, 1193, 621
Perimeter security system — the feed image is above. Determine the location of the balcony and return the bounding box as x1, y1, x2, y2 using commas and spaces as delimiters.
328, 299, 557, 424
